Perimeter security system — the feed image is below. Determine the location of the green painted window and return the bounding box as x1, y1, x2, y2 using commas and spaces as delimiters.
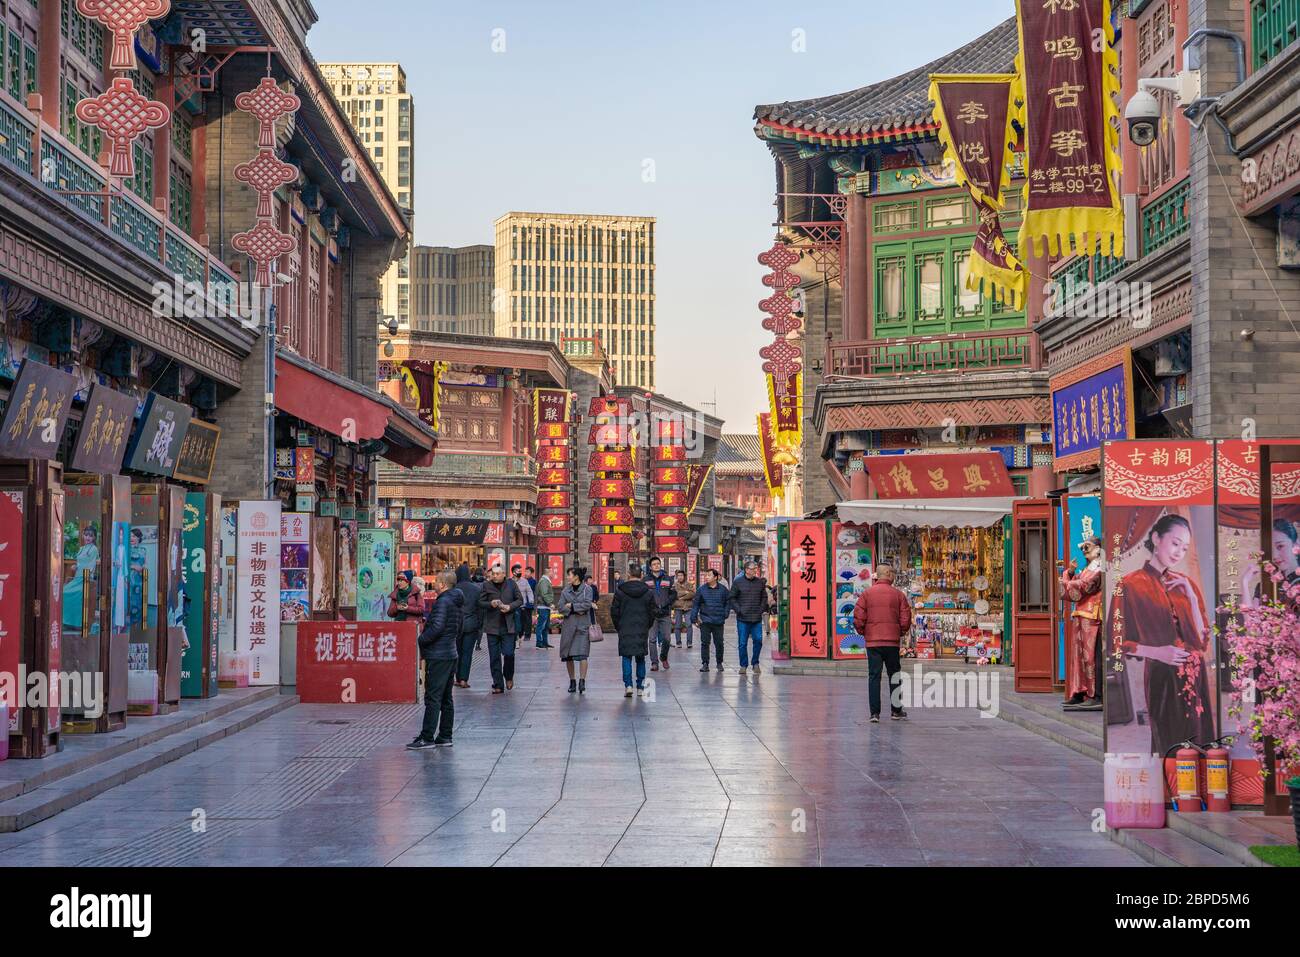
873, 232, 1026, 337
169, 168, 192, 232
925, 195, 970, 228
873, 200, 918, 234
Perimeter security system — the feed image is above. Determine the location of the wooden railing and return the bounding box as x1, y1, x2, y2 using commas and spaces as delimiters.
828, 330, 1032, 378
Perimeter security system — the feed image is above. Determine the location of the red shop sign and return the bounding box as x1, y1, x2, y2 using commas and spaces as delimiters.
652, 466, 686, 486
1215, 440, 1300, 505
296, 621, 418, 704
591, 505, 634, 525
540, 513, 572, 533
652, 444, 687, 463
788, 520, 829, 659
537, 491, 571, 510
654, 535, 688, 554
589, 533, 633, 554
654, 512, 687, 531
653, 488, 686, 508
863, 452, 1014, 499
590, 450, 634, 472
539, 467, 571, 487
590, 478, 634, 499
401, 520, 426, 544
1102, 440, 1214, 507
538, 445, 570, 464
537, 537, 571, 555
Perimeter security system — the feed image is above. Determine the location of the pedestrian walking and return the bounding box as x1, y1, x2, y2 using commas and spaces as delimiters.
612, 562, 655, 698
644, 556, 676, 670
690, 567, 729, 671
534, 569, 556, 649
479, 565, 523, 693
511, 564, 535, 642
671, 569, 695, 649
558, 567, 594, 693
453, 565, 482, 689
852, 565, 912, 722
387, 570, 424, 622
586, 575, 600, 627
730, 560, 771, 674
408, 570, 463, 749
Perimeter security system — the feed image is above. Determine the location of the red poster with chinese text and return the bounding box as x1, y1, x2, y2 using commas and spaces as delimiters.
788, 521, 829, 659
863, 452, 1014, 499
296, 621, 418, 704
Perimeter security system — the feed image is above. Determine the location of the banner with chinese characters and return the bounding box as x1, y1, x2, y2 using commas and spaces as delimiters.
534, 388, 571, 439
758, 413, 784, 496
538, 491, 570, 510
592, 505, 635, 525
928, 70, 1026, 305
296, 621, 418, 704
125, 393, 191, 477
590, 478, 634, 501
1101, 441, 1217, 758
68, 382, 136, 473
538, 445, 570, 465
590, 533, 634, 554
0, 359, 76, 461
863, 451, 1014, 499
788, 520, 830, 658
651, 444, 687, 464
591, 450, 634, 472
588, 394, 633, 555
397, 360, 448, 431
538, 466, 571, 487
540, 513, 572, 534
236, 501, 281, 686
279, 512, 311, 623
685, 463, 713, 516
767, 373, 802, 448
172, 419, 221, 485
424, 519, 491, 545
1050, 347, 1136, 471
1014, 0, 1124, 258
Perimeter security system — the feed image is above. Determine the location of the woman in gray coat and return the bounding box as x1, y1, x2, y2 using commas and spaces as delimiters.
559, 567, 594, 694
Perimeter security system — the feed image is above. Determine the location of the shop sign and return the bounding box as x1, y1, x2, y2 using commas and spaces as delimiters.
279, 512, 311, 623
590, 478, 634, 499
654, 535, 687, 554
296, 621, 417, 704
863, 451, 1014, 499
124, 393, 191, 476
587, 395, 632, 417
68, 382, 137, 473
0, 359, 76, 461
1050, 347, 1135, 471
652, 445, 687, 463
539, 467, 571, 487
538, 491, 571, 510
589, 533, 633, 554
0, 490, 24, 714
652, 466, 686, 486
538, 422, 571, 441
591, 450, 633, 472
538, 445, 570, 464
592, 505, 634, 525
655, 512, 687, 531
401, 520, 426, 544
540, 513, 572, 533
653, 488, 686, 508
788, 520, 829, 658
236, 501, 281, 686
533, 388, 571, 435
356, 527, 396, 621
537, 537, 571, 555
424, 520, 491, 545
484, 522, 505, 546
172, 419, 221, 484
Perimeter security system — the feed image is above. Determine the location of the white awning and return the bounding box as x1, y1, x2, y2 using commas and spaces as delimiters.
837, 497, 1016, 528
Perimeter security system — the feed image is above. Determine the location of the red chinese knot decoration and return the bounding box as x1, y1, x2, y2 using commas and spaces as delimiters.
232, 219, 296, 287
235, 149, 299, 219
74, 77, 169, 178
757, 242, 802, 394
76, 0, 170, 71
236, 77, 302, 149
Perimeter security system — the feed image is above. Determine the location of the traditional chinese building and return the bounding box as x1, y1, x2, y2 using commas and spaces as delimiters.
0, 1, 429, 739
753, 15, 1057, 513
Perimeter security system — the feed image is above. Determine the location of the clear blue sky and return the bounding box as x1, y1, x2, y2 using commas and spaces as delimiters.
308, 0, 1014, 432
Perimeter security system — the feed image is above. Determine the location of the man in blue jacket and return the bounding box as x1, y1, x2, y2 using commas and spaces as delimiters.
690, 568, 730, 672
409, 570, 463, 750
644, 556, 677, 671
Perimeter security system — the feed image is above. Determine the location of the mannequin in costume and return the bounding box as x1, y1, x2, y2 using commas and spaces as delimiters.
1059, 535, 1104, 710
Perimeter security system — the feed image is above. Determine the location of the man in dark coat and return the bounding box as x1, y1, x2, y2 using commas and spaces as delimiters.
852, 565, 913, 722
729, 560, 772, 675
409, 570, 463, 749
453, 565, 482, 688
611, 563, 656, 698
479, 565, 523, 692
690, 567, 730, 672
644, 556, 677, 671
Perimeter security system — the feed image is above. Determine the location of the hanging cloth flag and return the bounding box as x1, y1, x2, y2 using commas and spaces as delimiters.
758, 413, 784, 497
928, 72, 1026, 308
766, 372, 802, 449
1013, 0, 1124, 259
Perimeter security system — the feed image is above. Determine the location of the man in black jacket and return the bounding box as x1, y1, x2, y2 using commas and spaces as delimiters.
730, 560, 772, 675
478, 565, 523, 692
453, 565, 482, 688
611, 563, 656, 698
644, 556, 677, 672
409, 570, 463, 749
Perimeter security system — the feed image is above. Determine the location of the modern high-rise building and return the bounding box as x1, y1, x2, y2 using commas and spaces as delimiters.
411, 245, 495, 335
494, 212, 656, 389
320, 61, 415, 327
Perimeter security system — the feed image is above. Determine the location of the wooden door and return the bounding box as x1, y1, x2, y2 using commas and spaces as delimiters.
1013, 499, 1055, 692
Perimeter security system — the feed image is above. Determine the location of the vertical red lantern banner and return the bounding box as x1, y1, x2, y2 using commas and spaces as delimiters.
232, 74, 301, 287
758, 413, 784, 498
588, 395, 634, 556
534, 389, 574, 561
788, 520, 829, 658
650, 446, 688, 555
757, 243, 803, 395
1013, 0, 1124, 258
928, 73, 1025, 306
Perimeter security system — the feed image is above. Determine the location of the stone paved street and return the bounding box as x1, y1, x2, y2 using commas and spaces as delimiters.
0, 625, 1144, 867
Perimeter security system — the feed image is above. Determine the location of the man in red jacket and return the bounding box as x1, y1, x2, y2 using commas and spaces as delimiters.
852, 565, 913, 722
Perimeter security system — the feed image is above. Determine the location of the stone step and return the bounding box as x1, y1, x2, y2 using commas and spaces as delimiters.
993, 697, 1104, 763
1106, 824, 1245, 867
0, 691, 298, 833
1007, 691, 1104, 736
1166, 812, 1289, 867
0, 686, 282, 803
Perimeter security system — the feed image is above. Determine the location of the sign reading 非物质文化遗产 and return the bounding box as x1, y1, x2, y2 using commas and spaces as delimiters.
236, 501, 281, 686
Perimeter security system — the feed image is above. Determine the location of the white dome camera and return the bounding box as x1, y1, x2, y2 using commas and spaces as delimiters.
1125, 90, 1161, 147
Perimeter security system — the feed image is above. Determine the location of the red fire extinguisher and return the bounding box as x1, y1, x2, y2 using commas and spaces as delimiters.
1203, 738, 1232, 813
1167, 742, 1205, 813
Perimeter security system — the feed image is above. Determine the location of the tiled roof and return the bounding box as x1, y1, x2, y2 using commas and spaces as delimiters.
754, 17, 1018, 140
717, 433, 762, 463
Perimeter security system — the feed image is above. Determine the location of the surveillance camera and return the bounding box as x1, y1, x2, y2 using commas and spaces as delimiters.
1125, 90, 1160, 147
385, 318, 399, 336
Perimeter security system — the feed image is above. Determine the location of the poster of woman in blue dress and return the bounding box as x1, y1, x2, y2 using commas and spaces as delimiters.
62, 522, 100, 631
